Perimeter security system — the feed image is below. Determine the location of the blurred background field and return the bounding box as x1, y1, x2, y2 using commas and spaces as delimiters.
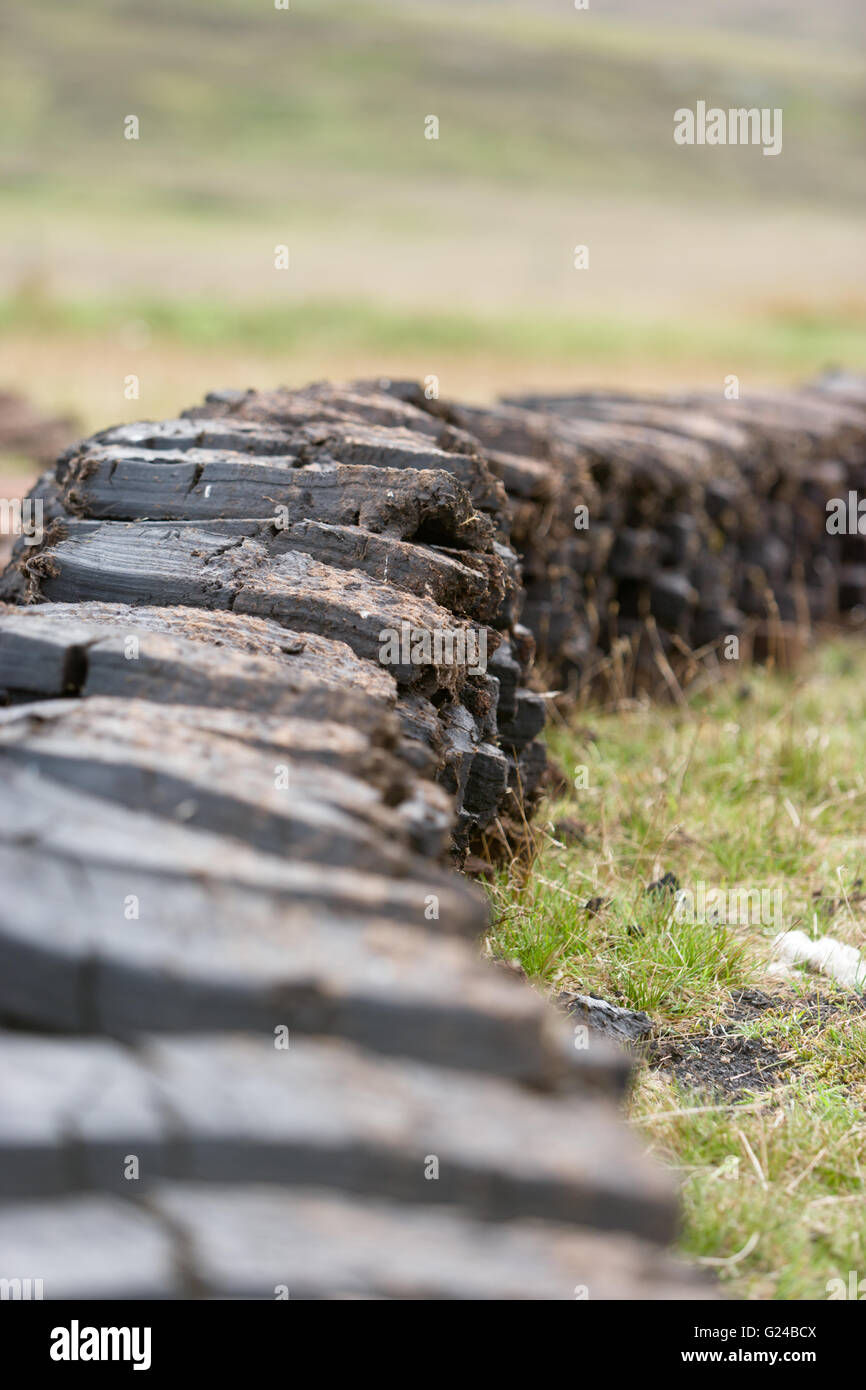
0, 0, 864, 437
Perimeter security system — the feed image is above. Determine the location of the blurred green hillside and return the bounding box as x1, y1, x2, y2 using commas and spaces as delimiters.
0, 0, 864, 425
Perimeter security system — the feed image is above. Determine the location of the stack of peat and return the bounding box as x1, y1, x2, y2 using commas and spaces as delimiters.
0, 392, 707, 1299
1, 385, 548, 846
5, 370, 861, 1297
378, 373, 866, 692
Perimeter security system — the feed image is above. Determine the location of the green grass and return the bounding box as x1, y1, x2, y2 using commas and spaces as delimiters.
3, 292, 864, 375
638, 1080, 866, 1299
488, 639, 866, 1297
3, 0, 863, 205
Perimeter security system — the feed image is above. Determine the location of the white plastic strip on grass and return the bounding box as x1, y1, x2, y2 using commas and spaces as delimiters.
769, 930, 866, 991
